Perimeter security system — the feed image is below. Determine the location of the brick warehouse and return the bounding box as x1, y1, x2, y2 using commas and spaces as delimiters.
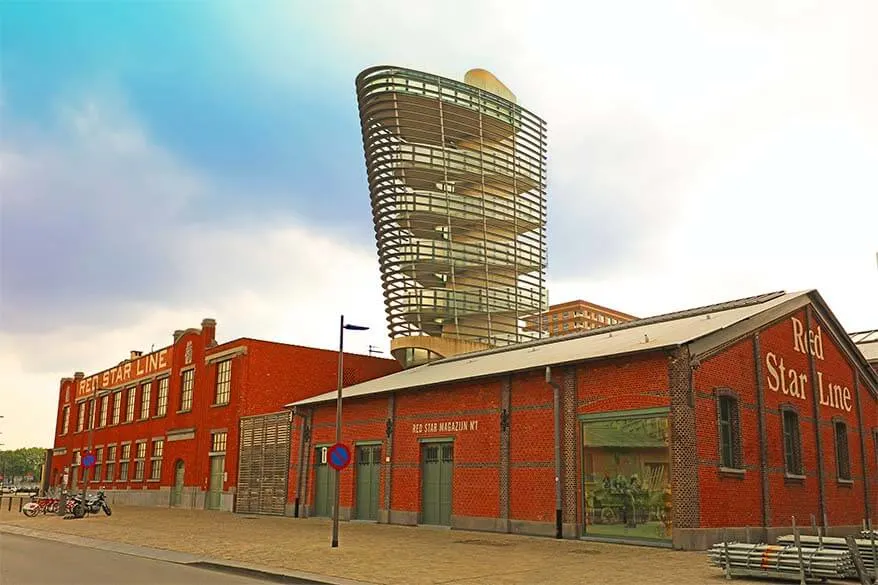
289, 291, 878, 550
50, 318, 400, 513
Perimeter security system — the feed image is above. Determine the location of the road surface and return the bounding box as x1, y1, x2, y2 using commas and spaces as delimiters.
0, 532, 327, 585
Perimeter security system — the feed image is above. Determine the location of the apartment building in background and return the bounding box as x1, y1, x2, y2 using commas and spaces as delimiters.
525, 299, 638, 337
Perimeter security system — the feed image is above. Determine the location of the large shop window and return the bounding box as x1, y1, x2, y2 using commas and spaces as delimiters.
781, 407, 803, 477
834, 421, 851, 481
581, 409, 672, 542
717, 392, 742, 470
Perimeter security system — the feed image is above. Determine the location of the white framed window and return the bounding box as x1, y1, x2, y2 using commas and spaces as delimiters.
150, 439, 164, 481
112, 391, 122, 425
140, 381, 152, 420
134, 441, 147, 480
179, 369, 194, 412
214, 360, 232, 405
156, 377, 169, 417
99, 394, 109, 427
126, 387, 136, 422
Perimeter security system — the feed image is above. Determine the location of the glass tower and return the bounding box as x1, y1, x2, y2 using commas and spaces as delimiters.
356, 66, 548, 368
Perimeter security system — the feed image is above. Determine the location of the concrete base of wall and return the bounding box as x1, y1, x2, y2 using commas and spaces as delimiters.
509, 519, 556, 537
102, 487, 234, 512
674, 525, 866, 551
452, 515, 507, 533
388, 509, 418, 526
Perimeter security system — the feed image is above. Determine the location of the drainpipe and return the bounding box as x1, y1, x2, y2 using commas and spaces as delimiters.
545, 366, 563, 539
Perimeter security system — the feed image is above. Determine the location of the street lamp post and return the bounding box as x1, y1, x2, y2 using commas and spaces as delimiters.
331, 315, 369, 548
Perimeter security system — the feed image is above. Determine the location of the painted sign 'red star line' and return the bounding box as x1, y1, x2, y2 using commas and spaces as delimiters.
764, 317, 853, 412
76, 348, 171, 400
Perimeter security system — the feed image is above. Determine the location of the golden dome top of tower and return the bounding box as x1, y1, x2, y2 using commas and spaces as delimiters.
464, 69, 517, 103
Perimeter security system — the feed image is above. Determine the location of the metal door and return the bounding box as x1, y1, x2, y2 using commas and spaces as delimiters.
355, 445, 381, 520
171, 460, 184, 506
313, 446, 332, 517
421, 442, 453, 526
235, 411, 292, 515
207, 455, 224, 510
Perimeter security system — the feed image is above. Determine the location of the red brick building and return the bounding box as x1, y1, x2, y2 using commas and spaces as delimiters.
290, 291, 878, 550
51, 318, 399, 513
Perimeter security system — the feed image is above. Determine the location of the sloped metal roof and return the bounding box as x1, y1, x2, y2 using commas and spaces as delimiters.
291, 290, 808, 406
850, 329, 878, 362
850, 330, 878, 344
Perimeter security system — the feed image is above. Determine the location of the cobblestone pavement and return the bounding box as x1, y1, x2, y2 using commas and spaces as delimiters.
0, 502, 791, 585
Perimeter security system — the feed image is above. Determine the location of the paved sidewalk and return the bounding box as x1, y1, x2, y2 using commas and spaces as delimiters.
0, 504, 768, 584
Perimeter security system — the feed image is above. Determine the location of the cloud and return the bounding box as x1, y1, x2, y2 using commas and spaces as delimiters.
0, 95, 389, 449
217, 1, 877, 280
3, 1, 878, 449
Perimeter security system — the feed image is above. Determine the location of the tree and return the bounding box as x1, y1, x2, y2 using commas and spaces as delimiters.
0, 447, 48, 483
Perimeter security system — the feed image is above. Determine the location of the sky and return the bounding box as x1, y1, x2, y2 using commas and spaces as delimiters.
1, 0, 876, 449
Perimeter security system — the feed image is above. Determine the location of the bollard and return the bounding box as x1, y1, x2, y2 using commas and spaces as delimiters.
18, 497, 23, 513
722, 528, 732, 581
6, 497, 10, 512
792, 516, 806, 585
868, 518, 877, 583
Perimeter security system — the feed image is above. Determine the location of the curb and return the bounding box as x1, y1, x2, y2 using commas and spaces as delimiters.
0, 524, 381, 585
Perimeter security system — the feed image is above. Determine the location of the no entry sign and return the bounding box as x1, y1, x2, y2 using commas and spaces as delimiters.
327, 443, 351, 471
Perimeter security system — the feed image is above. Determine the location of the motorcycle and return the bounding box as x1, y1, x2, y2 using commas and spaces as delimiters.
70, 490, 112, 518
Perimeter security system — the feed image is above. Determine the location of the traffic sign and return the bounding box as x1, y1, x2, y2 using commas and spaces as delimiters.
327, 443, 351, 471
82, 453, 96, 468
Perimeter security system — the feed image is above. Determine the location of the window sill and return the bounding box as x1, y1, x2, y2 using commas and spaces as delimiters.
152, 414, 167, 420
837, 478, 854, 487
719, 467, 745, 478
176, 409, 192, 415
784, 473, 806, 483
210, 402, 230, 409
146, 479, 161, 483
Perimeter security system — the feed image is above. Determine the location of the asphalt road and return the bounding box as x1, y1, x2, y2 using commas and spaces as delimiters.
0, 533, 327, 585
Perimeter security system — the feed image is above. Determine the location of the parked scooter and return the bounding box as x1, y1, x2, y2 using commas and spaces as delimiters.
70, 490, 112, 518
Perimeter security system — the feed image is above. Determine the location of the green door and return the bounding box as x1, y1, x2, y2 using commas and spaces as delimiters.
171, 460, 184, 507
421, 442, 453, 526
313, 446, 332, 517
355, 445, 381, 520
207, 455, 224, 510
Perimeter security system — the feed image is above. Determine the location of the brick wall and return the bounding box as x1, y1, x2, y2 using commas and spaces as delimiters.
509, 369, 554, 523
694, 337, 763, 528
51, 323, 400, 510
695, 307, 876, 531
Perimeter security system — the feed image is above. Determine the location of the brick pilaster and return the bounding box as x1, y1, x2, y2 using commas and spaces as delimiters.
670, 346, 700, 536
753, 334, 771, 536
561, 367, 579, 536
499, 376, 511, 532
383, 393, 395, 522
854, 375, 872, 522
805, 307, 828, 526
300, 409, 313, 517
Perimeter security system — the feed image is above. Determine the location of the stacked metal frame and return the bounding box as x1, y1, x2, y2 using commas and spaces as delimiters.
356, 66, 548, 368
